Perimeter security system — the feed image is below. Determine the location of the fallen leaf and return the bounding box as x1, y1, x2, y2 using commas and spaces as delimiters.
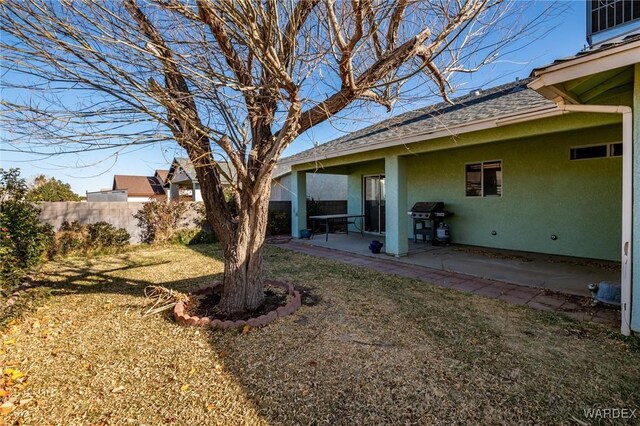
18, 398, 33, 407
0, 390, 9, 398
219, 350, 229, 359
180, 384, 189, 392
2, 340, 15, 346
111, 386, 125, 393
206, 403, 214, 411
188, 368, 196, 377
3, 369, 25, 381
0, 401, 15, 416
242, 325, 251, 334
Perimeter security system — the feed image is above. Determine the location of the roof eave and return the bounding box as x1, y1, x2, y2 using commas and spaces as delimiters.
290, 105, 561, 167
529, 41, 640, 93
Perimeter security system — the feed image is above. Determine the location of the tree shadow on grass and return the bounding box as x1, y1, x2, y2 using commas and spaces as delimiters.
15, 243, 640, 425
34, 248, 224, 300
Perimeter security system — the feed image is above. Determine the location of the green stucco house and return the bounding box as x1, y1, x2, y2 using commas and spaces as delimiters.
286, 15, 640, 335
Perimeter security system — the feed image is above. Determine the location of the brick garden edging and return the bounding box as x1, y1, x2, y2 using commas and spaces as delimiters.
174, 280, 301, 329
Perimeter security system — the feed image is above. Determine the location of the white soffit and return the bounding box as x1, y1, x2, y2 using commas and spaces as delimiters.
529, 41, 640, 89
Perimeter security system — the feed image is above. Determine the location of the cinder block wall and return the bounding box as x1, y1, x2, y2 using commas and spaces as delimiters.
38, 202, 203, 243
39, 201, 347, 242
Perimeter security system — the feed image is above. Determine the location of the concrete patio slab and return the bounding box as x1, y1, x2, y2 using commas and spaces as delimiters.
298, 233, 620, 297
274, 236, 622, 329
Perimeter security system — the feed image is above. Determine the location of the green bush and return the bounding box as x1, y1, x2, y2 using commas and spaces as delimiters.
170, 228, 217, 245
49, 220, 130, 257
134, 200, 188, 244
87, 222, 130, 249
0, 168, 54, 291
267, 210, 290, 235
0, 227, 22, 290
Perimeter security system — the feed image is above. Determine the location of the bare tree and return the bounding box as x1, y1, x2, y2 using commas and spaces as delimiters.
0, 0, 553, 313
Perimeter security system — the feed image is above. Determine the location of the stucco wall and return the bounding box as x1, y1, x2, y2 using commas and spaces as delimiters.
38, 201, 203, 243
127, 196, 154, 202
271, 173, 348, 201
39, 202, 147, 242
345, 125, 622, 260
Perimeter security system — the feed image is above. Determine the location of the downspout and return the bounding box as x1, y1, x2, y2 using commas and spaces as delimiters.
558, 104, 632, 336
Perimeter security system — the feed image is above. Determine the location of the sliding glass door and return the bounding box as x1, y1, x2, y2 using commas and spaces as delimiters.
363, 175, 385, 233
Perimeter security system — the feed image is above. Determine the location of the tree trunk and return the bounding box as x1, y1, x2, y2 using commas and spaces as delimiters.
218, 188, 271, 313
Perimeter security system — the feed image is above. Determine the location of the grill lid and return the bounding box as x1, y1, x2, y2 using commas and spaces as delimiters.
411, 202, 444, 213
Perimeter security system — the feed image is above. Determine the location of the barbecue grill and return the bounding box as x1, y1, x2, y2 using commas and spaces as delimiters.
409, 202, 452, 243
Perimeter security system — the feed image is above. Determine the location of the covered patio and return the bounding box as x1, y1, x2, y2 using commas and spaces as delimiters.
298, 232, 620, 298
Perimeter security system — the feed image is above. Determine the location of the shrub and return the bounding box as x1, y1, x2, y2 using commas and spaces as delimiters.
49, 220, 130, 257
267, 210, 290, 235
87, 222, 130, 249
0, 227, 22, 290
0, 168, 54, 291
170, 228, 217, 245
134, 200, 188, 244
52, 221, 88, 256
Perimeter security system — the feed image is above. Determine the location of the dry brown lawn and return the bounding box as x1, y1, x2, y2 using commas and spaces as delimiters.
2, 244, 639, 425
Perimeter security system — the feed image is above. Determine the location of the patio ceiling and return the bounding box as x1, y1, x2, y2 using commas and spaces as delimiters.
529, 38, 639, 105
534, 65, 634, 105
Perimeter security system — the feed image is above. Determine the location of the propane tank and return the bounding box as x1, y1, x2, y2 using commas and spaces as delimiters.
436, 222, 450, 243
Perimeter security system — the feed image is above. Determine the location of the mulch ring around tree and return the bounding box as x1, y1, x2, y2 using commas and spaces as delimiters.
174, 280, 301, 329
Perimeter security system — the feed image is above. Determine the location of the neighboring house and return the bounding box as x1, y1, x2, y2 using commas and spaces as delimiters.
288, 16, 640, 335
271, 159, 347, 202
165, 157, 235, 202
112, 171, 168, 201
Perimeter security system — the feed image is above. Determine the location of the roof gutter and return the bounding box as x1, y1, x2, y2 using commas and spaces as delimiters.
557, 103, 632, 336
292, 105, 561, 166
529, 41, 640, 87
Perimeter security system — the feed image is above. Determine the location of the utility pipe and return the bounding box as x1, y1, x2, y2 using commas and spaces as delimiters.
558, 104, 632, 336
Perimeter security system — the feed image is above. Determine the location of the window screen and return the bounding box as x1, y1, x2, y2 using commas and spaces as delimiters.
466, 161, 502, 197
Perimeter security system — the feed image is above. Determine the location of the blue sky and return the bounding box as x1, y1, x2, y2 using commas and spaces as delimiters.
1, 1, 587, 194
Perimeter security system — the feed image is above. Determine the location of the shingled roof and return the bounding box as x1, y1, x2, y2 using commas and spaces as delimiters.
154, 169, 169, 184
112, 175, 166, 197
168, 157, 236, 185
281, 78, 555, 168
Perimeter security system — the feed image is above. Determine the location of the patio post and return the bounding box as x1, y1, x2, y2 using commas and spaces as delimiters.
632, 63, 640, 333
291, 170, 307, 238
385, 155, 408, 256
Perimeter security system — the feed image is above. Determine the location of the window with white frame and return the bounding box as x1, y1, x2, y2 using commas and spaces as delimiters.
570, 142, 622, 160
466, 161, 502, 197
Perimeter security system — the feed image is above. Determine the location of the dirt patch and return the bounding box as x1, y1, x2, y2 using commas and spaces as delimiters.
546, 257, 621, 272
295, 285, 321, 306
453, 246, 533, 262
189, 284, 290, 321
